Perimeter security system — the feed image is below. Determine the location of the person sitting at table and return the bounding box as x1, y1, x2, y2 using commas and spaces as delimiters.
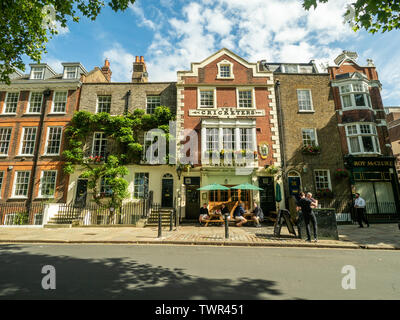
221, 203, 230, 217
251, 202, 263, 228
233, 202, 247, 227
199, 203, 209, 225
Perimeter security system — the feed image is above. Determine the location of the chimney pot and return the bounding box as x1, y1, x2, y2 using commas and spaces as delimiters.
135, 56, 140, 63
140, 56, 144, 63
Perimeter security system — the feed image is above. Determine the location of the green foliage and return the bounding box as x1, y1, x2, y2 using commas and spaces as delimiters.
63, 107, 174, 207
0, 0, 136, 84
303, 0, 400, 33
14, 213, 29, 225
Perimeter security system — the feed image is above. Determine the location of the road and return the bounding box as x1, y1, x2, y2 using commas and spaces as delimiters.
0, 244, 399, 300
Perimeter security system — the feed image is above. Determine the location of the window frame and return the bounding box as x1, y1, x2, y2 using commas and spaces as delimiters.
146, 95, 161, 114
0, 171, 4, 199
297, 89, 314, 112
236, 88, 256, 109
0, 127, 12, 156
198, 87, 216, 109
12, 171, 31, 199
96, 95, 112, 114
216, 60, 234, 79
345, 123, 381, 155
314, 169, 332, 191
30, 67, 44, 80
63, 66, 78, 79
38, 170, 57, 198
339, 82, 372, 110
19, 127, 37, 156
301, 128, 318, 147
133, 172, 149, 199
91, 132, 107, 158
51, 91, 68, 114
3, 92, 20, 114
27, 92, 43, 114
44, 126, 63, 156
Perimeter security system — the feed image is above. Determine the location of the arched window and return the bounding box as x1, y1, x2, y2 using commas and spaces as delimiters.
163, 173, 173, 179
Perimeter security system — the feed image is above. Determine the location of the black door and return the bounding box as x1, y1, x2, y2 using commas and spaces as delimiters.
258, 177, 275, 215
184, 177, 200, 220
161, 179, 173, 208
74, 179, 88, 207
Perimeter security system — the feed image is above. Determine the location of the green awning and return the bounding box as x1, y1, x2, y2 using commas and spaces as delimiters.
231, 183, 263, 191
197, 183, 230, 191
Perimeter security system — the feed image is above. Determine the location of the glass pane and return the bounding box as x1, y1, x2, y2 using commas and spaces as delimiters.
354, 94, 365, 106
362, 136, 374, 152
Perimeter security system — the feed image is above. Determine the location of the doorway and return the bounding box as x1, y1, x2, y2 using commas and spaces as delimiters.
161, 174, 174, 208
258, 177, 275, 215
74, 179, 88, 207
184, 177, 200, 220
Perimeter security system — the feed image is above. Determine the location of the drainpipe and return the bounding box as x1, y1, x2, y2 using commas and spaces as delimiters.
124, 90, 131, 114
26, 89, 51, 212
275, 80, 288, 208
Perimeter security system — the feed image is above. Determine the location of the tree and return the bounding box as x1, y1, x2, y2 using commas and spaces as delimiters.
303, 0, 400, 33
0, 0, 136, 84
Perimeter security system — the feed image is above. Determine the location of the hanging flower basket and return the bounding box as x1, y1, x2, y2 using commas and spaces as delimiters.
301, 145, 321, 155
315, 189, 334, 198
334, 168, 350, 179
265, 165, 280, 175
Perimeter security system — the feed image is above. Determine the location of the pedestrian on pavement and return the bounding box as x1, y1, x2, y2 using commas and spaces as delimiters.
297, 192, 318, 242
354, 193, 369, 228
251, 202, 263, 227
306, 192, 318, 208
234, 202, 247, 227
199, 203, 210, 225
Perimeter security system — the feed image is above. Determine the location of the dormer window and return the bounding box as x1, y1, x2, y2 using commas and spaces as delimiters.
64, 66, 77, 79
284, 65, 298, 73
31, 67, 44, 80
217, 60, 234, 79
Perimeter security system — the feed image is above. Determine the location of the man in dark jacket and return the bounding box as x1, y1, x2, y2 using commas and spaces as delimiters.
296, 192, 318, 242
233, 202, 247, 227
251, 202, 263, 227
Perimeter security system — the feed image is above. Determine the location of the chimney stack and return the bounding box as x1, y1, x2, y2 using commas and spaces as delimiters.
101, 59, 112, 82
132, 55, 148, 83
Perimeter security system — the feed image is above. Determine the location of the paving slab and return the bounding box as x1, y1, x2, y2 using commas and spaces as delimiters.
0, 223, 399, 250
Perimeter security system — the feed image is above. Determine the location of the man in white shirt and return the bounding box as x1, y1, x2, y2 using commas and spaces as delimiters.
354, 193, 369, 228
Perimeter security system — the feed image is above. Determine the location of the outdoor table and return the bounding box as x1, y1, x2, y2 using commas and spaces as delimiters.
204, 212, 225, 227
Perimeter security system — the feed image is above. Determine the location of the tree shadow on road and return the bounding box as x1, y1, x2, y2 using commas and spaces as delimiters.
0, 245, 282, 300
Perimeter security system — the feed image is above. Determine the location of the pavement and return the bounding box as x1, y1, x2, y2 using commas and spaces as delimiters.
0, 223, 399, 250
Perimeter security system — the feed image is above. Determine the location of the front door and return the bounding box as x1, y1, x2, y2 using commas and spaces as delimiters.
184, 177, 200, 220
162, 179, 173, 208
258, 177, 275, 215
74, 179, 88, 207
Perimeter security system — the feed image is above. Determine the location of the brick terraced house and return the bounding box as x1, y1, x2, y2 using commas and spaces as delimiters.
329, 51, 400, 220
176, 49, 283, 220
260, 60, 350, 219
66, 57, 178, 208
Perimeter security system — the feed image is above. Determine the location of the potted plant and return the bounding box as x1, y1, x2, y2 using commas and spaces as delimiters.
265, 165, 280, 175
315, 188, 334, 198
301, 145, 321, 155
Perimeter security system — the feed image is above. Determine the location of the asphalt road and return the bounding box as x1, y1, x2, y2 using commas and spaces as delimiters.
0, 244, 399, 300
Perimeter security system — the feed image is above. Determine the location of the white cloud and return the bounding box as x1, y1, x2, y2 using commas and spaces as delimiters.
103, 43, 135, 82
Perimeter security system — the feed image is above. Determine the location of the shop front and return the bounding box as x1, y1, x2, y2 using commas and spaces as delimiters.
345, 156, 400, 221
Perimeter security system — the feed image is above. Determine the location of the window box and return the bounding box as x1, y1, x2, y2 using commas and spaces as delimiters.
334, 168, 350, 179
315, 189, 334, 198
301, 145, 320, 155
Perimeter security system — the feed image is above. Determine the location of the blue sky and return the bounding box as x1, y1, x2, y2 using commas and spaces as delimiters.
26, 0, 400, 106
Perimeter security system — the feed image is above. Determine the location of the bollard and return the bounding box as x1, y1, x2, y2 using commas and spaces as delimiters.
158, 211, 162, 238
170, 211, 173, 231
224, 214, 229, 239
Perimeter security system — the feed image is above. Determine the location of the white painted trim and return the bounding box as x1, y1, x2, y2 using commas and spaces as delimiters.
197, 87, 217, 109
296, 89, 314, 112
236, 87, 256, 109
44, 126, 63, 156
313, 169, 332, 191
51, 91, 68, 114
11, 171, 31, 198
216, 59, 234, 79
38, 170, 58, 198
18, 127, 37, 156
3, 91, 20, 114
26, 91, 43, 114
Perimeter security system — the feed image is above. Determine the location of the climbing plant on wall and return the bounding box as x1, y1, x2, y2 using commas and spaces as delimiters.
63, 106, 175, 207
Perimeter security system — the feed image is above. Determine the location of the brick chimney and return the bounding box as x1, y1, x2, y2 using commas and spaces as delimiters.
101, 59, 112, 82
132, 56, 148, 83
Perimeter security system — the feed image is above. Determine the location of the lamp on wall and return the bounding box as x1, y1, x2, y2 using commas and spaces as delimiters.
176, 164, 184, 180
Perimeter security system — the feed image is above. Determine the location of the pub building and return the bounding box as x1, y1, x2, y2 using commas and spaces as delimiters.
329, 51, 400, 220
176, 48, 283, 220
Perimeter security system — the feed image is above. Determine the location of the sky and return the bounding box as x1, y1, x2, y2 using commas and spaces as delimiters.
25, 0, 400, 106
